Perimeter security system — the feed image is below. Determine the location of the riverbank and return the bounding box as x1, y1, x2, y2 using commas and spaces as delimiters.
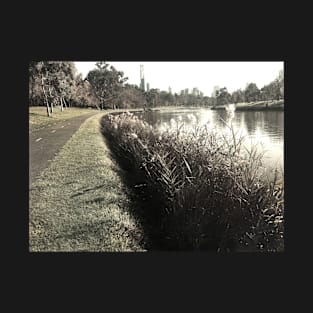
212, 99, 284, 111
29, 105, 284, 251
101, 112, 284, 252
29, 112, 146, 251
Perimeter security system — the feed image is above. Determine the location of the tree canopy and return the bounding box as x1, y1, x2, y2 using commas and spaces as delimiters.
86, 62, 128, 109
29, 62, 284, 113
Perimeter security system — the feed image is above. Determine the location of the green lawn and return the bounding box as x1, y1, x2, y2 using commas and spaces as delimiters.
151, 106, 185, 111
29, 106, 98, 132
29, 113, 146, 252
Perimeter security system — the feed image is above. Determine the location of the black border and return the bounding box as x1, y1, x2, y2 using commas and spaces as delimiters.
6, 11, 299, 298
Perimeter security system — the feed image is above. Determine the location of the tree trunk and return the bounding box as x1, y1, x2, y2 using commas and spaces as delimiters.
41, 75, 51, 117
60, 97, 64, 111
30, 78, 35, 106
48, 87, 53, 115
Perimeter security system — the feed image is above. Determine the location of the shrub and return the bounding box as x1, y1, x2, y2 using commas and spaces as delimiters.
101, 112, 284, 252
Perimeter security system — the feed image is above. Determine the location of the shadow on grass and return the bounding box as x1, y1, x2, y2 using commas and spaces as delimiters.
100, 116, 173, 251
99, 115, 224, 252
71, 184, 109, 198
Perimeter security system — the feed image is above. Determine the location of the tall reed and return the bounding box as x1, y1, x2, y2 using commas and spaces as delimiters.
101, 112, 284, 252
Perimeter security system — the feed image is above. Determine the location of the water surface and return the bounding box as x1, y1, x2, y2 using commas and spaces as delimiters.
136, 107, 284, 178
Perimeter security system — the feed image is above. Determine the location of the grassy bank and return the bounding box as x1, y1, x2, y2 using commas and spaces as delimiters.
101, 112, 284, 252
29, 112, 146, 252
29, 106, 99, 132
212, 100, 284, 111
150, 106, 186, 111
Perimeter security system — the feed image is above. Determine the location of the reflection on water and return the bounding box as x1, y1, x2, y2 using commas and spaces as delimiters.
135, 108, 284, 176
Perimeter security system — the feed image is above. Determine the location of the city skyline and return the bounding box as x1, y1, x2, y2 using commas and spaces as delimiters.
74, 61, 284, 96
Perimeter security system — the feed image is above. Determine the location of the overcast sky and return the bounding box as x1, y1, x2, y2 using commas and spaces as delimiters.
74, 61, 283, 96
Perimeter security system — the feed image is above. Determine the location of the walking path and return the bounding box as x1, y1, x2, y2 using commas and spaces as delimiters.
29, 113, 145, 251
29, 112, 99, 185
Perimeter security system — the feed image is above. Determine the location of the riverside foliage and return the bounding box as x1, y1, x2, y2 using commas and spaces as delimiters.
101, 112, 284, 252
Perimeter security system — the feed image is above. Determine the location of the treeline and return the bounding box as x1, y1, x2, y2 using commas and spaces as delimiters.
213, 76, 284, 107
138, 71, 284, 108
29, 61, 100, 116
29, 61, 284, 114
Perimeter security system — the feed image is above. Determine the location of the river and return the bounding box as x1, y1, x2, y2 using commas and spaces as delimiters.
135, 107, 284, 179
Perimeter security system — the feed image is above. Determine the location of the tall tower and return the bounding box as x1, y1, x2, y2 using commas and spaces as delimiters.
140, 65, 145, 91
146, 83, 150, 91
192, 87, 199, 96
212, 86, 220, 98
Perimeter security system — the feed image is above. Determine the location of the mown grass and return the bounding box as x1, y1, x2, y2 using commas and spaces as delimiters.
150, 106, 186, 111
29, 113, 146, 252
29, 106, 98, 132
213, 100, 284, 111
101, 112, 284, 252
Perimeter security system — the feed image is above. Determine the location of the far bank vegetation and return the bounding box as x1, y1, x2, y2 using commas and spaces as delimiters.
29, 62, 284, 116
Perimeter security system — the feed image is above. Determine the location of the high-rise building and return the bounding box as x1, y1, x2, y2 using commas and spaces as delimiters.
192, 87, 199, 96
185, 88, 189, 95
140, 65, 145, 91
212, 86, 220, 98
146, 82, 150, 91
169, 86, 172, 94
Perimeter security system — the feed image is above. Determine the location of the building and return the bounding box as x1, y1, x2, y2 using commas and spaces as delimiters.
168, 86, 172, 94
192, 87, 199, 96
146, 82, 150, 91
140, 65, 145, 91
212, 86, 220, 98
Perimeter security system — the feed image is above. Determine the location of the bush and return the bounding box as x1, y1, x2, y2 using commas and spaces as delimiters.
101, 112, 284, 252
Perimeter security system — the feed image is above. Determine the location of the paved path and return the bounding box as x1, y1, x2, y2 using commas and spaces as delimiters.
29, 112, 101, 186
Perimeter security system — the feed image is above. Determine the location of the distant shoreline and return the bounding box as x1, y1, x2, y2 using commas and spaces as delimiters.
211, 99, 284, 111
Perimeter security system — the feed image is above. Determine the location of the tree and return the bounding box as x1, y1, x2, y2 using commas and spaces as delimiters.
86, 62, 128, 110
244, 83, 260, 103
73, 74, 100, 108
37, 61, 54, 117
54, 62, 77, 111
158, 90, 175, 106
260, 77, 283, 101
115, 84, 145, 109
29, 61, 78, 116
216, 87, 231, 106
144, 89, 158, 108
29, 62, 44, 106
231, 89, 245, 103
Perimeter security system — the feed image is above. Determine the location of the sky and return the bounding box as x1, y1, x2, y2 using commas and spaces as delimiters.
74, 61, 283, 96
